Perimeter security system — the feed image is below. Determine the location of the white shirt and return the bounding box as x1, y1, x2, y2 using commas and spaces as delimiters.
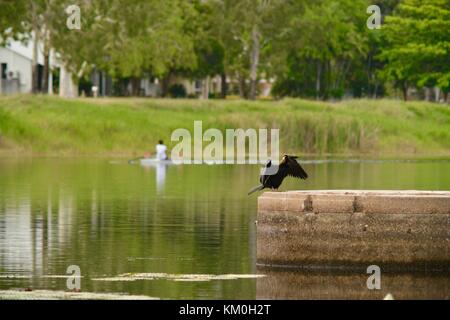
156, 144, 167, 160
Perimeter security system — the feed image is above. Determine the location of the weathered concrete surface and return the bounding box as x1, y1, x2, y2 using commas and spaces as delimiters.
257, 190, 450, 270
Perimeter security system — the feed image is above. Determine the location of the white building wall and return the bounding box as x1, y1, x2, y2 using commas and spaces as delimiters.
141, 78, 160, 97
7, 36, 45, 64
0, 47, 33, 93
1, 36, 60, 95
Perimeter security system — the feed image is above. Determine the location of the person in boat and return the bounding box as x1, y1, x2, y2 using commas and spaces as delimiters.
155, 140, 168, 160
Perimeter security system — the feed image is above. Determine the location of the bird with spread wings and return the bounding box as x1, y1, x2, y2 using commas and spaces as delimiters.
248, 155, 308, 195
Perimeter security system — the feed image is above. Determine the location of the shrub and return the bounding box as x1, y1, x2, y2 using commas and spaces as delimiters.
168, 84, 187, 98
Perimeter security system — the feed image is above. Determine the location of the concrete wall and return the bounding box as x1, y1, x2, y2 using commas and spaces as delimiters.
257, 190, 450, 271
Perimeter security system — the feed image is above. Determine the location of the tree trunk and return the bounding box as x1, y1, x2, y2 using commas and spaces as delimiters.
325, 59, 331, 100
367, 52, 373, 96
373, 82, 379, 99
402, 84, 408, 101
131, 77, 141, 96
425, 87, 432, 101
0, 64, 3, 95
59, 64, 78, 98
316, 60, 322, 100
201, 76, 210, 100
160, 73, 171, 97
31, 30, 39, 93
41, 1, 51, 95
238, 74, 247, 99
220, 72, 227, 99
48, 70, 53, 95
42, 49, 50, 94
435, 87, 440, 102
249, 25, 260, 100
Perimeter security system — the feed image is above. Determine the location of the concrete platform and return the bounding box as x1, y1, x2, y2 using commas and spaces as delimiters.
257, 190, 450, 271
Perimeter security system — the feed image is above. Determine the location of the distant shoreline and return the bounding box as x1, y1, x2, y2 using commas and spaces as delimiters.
1, 95, 449, 157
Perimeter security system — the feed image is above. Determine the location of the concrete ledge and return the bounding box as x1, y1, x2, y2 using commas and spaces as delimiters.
258, 190, 450, 214
257, 190, 450, 269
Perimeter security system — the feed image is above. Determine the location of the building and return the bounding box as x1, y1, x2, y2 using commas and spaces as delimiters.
1, 38, 274, 98
0, 36, 59, 95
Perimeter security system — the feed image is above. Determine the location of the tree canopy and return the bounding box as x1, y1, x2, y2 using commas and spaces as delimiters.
380, 0, 450, 99
0, 0, 28, 45
0, 0, 448, 102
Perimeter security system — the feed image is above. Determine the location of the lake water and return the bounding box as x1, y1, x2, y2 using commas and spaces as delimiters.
0, 158, 449, 299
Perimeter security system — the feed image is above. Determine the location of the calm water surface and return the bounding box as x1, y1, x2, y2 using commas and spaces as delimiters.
0, 158, 449, 299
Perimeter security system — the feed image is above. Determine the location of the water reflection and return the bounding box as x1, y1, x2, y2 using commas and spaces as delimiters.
0, 201, 33, 273
0, 158, 449, 299
256, 268, 450, 299
140, 161, 169, 194
155, 163, 167, 194
0, 159, 257, 299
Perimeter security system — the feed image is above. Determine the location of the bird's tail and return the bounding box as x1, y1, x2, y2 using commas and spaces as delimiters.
248, 184, 265, 195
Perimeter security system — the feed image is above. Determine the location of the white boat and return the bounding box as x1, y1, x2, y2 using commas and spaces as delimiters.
139, 158, 174, 166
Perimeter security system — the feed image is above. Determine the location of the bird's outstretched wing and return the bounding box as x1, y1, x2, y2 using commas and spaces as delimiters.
286, 156, 308, 179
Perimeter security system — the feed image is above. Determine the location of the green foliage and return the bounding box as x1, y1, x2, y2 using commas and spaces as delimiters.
180, 1, 225, 79
49, 0, 197, 80
270, 0, 370, 99
168, 84, 187, 98
0, 0, 28, 44
380, 0, 450, 97
208, 0, 286, 94
0, 0, 448, 100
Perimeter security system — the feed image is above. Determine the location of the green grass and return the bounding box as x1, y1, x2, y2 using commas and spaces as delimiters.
0, 94, 449, 157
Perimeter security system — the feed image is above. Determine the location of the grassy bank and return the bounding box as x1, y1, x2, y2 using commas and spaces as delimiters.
0, 95, 449, 157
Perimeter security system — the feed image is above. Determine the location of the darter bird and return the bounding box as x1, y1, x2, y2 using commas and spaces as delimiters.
248, 155, 308, 195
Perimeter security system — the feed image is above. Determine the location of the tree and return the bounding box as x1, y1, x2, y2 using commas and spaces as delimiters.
49, 0, 198, 96
179, 1, 225, 99
380, 0, 450, 101
29, 0, 59, 94
270, 0, 369, 99
357, 0, 401, 98
210, 0, 284, 99
0, 0, 28, 45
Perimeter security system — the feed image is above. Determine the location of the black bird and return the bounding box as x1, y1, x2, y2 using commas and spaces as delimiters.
248, 155, 308, 195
